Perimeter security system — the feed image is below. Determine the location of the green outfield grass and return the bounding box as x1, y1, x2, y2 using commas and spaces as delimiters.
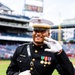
0, 58, 75, 75
0, 60, 10, 75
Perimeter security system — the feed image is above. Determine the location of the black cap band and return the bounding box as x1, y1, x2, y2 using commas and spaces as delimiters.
33, 28, 49, 31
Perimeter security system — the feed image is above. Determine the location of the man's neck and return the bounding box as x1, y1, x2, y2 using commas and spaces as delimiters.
33, 41, 44, 46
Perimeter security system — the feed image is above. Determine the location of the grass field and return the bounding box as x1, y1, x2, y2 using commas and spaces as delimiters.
0, 58, 75, 75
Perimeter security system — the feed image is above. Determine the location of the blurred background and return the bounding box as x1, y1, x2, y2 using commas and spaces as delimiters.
0, 0, 75, 75
0, 0, 75, 59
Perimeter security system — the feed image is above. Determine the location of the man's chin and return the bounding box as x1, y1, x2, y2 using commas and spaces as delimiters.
35, 41, 43, 45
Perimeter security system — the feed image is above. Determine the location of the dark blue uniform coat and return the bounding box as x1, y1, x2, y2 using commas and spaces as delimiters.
6, 42, 75, 75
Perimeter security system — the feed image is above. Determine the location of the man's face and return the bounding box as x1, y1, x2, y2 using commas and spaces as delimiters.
32, 29, 50, 45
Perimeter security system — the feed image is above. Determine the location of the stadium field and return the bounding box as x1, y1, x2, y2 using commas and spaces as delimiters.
0, 58, 75, 75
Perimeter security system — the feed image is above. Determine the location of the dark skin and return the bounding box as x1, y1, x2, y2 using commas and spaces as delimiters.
32, 29, 50, 46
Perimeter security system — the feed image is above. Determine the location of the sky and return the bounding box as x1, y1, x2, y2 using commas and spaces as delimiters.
0, 0, 75, 25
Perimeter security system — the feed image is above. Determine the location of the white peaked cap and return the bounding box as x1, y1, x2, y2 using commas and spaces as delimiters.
30, 18, 53, 29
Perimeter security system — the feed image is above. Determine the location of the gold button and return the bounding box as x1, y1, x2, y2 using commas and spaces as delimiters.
30, 67, 33, 70
20, 60, 22, 62
32, 58, 35, 62
35, 50, 38, 53
44, 65, 46, 67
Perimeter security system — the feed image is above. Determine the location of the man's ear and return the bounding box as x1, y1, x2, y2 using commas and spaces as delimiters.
48, 29, 50, 37
48, 33, 50, 37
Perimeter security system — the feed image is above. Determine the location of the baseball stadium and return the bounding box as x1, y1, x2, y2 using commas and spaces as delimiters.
0, 1, 75, 75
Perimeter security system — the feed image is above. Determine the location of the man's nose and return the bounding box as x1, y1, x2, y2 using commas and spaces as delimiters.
36, 31, 42, 34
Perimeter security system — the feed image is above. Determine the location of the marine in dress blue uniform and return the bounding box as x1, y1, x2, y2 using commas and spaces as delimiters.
6, 18, 75, 75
